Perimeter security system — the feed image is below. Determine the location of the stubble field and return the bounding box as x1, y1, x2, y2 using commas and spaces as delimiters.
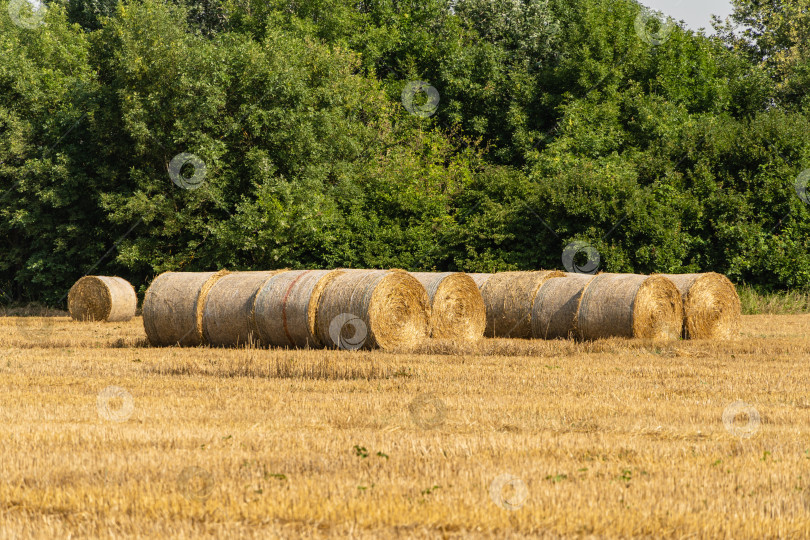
0, 314, 809, 538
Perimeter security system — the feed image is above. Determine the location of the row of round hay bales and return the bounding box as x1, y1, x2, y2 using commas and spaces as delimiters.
473, 271, 740, 340
141, 268, 441, 351
74, 269, 739, 343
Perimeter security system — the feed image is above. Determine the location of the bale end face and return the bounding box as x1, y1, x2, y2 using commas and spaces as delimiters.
633, 275, 684, 339
368, 271, 430, 350
196, 269, 232, 344
411, 272, 485, 341
577, 273, 683, 340
316, 269, 430, 351
661, 272, 741, 339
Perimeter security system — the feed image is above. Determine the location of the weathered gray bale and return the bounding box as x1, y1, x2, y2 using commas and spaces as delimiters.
254, 269, 344, 348
142, 270, 229, 346
201, 271, 283, 347
531, 273, 595, 339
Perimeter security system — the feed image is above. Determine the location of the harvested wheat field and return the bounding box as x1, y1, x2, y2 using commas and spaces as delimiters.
0, 314, 809, 538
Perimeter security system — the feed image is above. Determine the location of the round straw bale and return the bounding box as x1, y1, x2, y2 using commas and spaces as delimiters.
201, 271, 284, 347
660, 273, 740, 339
468, 273, 493, 289
479, 270, 566, 338
577, 273, 683, 340
142, 270, 229, 347
409, 272, 485, 341
68, 276, 137, 322
314, 269, 429, 351
254, 269, 345, 348
531, 273, 596, 339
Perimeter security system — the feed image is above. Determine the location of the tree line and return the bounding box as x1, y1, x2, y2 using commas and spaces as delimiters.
1, 0, 809, 305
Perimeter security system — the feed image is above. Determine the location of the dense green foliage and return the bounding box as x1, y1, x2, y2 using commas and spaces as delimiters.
1, 0, 809, 304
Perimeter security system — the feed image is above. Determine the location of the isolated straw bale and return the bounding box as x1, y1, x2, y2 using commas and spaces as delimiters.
201, 271, 284, 347
531, 273, 596, 339
479, 271, 565, 338
68, 276, 137, 322
468, 273, 493, 289
254, 269, 345, 348
660, 273, 741, 339
577, 273, 683, 340
142, 270, 229, 347
409, 272, 485, 341
315, 269, 429, 351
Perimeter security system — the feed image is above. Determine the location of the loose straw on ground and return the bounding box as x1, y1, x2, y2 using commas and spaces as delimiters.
532, 273, 596, 339
315, 269, 429, 351
68, 276, 137, 322
660, 273, 740, 339
479, 271, 565, 338
254, 269, 345, 348
142, 270, 229, 346
409, 272, 485, 341
577, 273, 683, 340
202, 271, 284, 347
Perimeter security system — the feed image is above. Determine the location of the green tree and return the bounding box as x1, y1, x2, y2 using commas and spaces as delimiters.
715, 0, 810, 108
0, 1, 101, 303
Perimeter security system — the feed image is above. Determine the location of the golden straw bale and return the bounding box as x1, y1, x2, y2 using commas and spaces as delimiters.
531, 273, 596, 339
314, 269, 429, 351
67, 276, 137, 322
409, 272, 485, 341
660, 273, 741, 339
479, 271, 566, 338
577, 273, 683, 340
254, 269, 345, 348
142, 270, 229, 346
201, 271, 284, 347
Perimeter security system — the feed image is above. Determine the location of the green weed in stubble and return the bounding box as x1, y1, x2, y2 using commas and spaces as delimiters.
546, 474, 568, 483
353, 445, 389, 460
390, 367, 413, 378
416, 485, 441, 504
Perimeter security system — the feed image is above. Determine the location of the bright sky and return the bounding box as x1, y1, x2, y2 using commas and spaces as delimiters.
638, 0, 735, 34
